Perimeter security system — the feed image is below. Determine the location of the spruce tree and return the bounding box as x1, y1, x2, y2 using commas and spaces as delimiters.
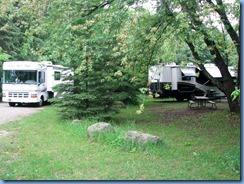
43, 2, 141, 120
53, 39, 140, 120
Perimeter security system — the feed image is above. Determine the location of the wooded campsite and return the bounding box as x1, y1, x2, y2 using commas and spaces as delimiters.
0, 0, 240, 180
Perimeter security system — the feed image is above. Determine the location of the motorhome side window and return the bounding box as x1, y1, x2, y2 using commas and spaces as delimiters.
54, 71, 61, 80
38, 71, 45, 83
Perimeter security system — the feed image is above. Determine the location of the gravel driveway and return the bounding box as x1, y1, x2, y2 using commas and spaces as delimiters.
0, 102, 44, 125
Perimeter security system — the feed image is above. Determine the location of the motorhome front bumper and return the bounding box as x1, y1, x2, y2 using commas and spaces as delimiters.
2, 92, 39, 103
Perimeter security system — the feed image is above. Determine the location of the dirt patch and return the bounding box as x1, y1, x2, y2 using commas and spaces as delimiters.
137, 102, 229, 125
159, 109, 208, 124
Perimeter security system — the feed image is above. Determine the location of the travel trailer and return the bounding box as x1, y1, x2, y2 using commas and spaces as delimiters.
2, 61, 72, 107
148, 63, 237, 101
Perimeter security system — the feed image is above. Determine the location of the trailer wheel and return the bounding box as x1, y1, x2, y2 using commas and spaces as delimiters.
175, 96, 184, 101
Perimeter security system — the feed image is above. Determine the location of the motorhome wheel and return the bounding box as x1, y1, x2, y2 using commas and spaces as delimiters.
9, 102, 16, 107
37, 98, 43, 107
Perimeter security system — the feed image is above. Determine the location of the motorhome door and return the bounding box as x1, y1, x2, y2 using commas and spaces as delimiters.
38, 71, 47, 92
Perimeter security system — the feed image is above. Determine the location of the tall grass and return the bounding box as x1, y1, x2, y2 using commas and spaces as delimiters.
0, 98, 240, 180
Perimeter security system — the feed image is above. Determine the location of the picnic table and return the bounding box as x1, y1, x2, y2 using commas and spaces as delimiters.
188, 96, 217, 110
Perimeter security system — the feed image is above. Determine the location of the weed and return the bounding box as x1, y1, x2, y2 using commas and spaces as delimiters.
221, 148, 240, 173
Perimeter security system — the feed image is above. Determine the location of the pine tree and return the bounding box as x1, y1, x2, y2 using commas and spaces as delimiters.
53, 39, 140, 120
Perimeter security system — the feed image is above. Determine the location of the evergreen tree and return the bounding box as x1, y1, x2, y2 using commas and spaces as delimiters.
51, 6, 140, 120
53, 41, 140, 120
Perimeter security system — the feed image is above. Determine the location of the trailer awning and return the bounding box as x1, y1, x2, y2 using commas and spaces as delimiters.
180, 68, 197, 77
205, 67, 222, 78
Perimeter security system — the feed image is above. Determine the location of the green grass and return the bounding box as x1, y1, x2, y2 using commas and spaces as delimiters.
0, 98, 240, 180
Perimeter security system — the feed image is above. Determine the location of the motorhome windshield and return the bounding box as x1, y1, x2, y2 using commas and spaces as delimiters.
3, 70, 37, 84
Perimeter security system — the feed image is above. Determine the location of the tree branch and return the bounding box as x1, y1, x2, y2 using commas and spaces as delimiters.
206, 0, 240, 56
85, 0, 115, 16
206, 0, 240, 87
181, 1, 233, 82
185, 40, 225, 91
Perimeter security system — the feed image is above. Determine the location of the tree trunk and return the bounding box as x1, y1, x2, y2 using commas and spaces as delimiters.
186, 40, 239, 112
206, 0, 240, 88
180, 1, 239, 112
226, 89, 239, 112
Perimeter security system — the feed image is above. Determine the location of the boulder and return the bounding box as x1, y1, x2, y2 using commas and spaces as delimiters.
124, 130, 161, 144
87, 122, 113, 137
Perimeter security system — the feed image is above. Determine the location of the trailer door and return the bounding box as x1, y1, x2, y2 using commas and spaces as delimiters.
171, 68, 178, 90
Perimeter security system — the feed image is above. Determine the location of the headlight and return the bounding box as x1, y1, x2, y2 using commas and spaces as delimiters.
31, 94, 37, 98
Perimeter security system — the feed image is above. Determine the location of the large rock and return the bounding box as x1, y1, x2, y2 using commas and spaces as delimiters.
87, 122, 113, 137
124, 130, 161, 144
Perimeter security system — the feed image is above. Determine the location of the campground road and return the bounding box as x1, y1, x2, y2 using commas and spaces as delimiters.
0, 102, 44, 125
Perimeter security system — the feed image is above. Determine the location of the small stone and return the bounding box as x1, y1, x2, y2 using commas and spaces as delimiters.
113, 101, 126, 108
71, 119, 81, 125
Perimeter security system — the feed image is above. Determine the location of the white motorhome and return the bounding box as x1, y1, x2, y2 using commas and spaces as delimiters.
2, 61, 72, 107
148, 63, 237, 101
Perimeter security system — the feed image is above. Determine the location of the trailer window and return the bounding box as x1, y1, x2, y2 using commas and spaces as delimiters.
180, 68, 196, 81
3, 70, 37, 84
54, 71, 61, 80
182, 76, 192, 81
196, 70, 215, 86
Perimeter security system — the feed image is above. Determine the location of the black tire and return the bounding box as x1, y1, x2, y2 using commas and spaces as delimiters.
9, 102, 16, 107
175, 96, 184, 101
37, 97, 43, 107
